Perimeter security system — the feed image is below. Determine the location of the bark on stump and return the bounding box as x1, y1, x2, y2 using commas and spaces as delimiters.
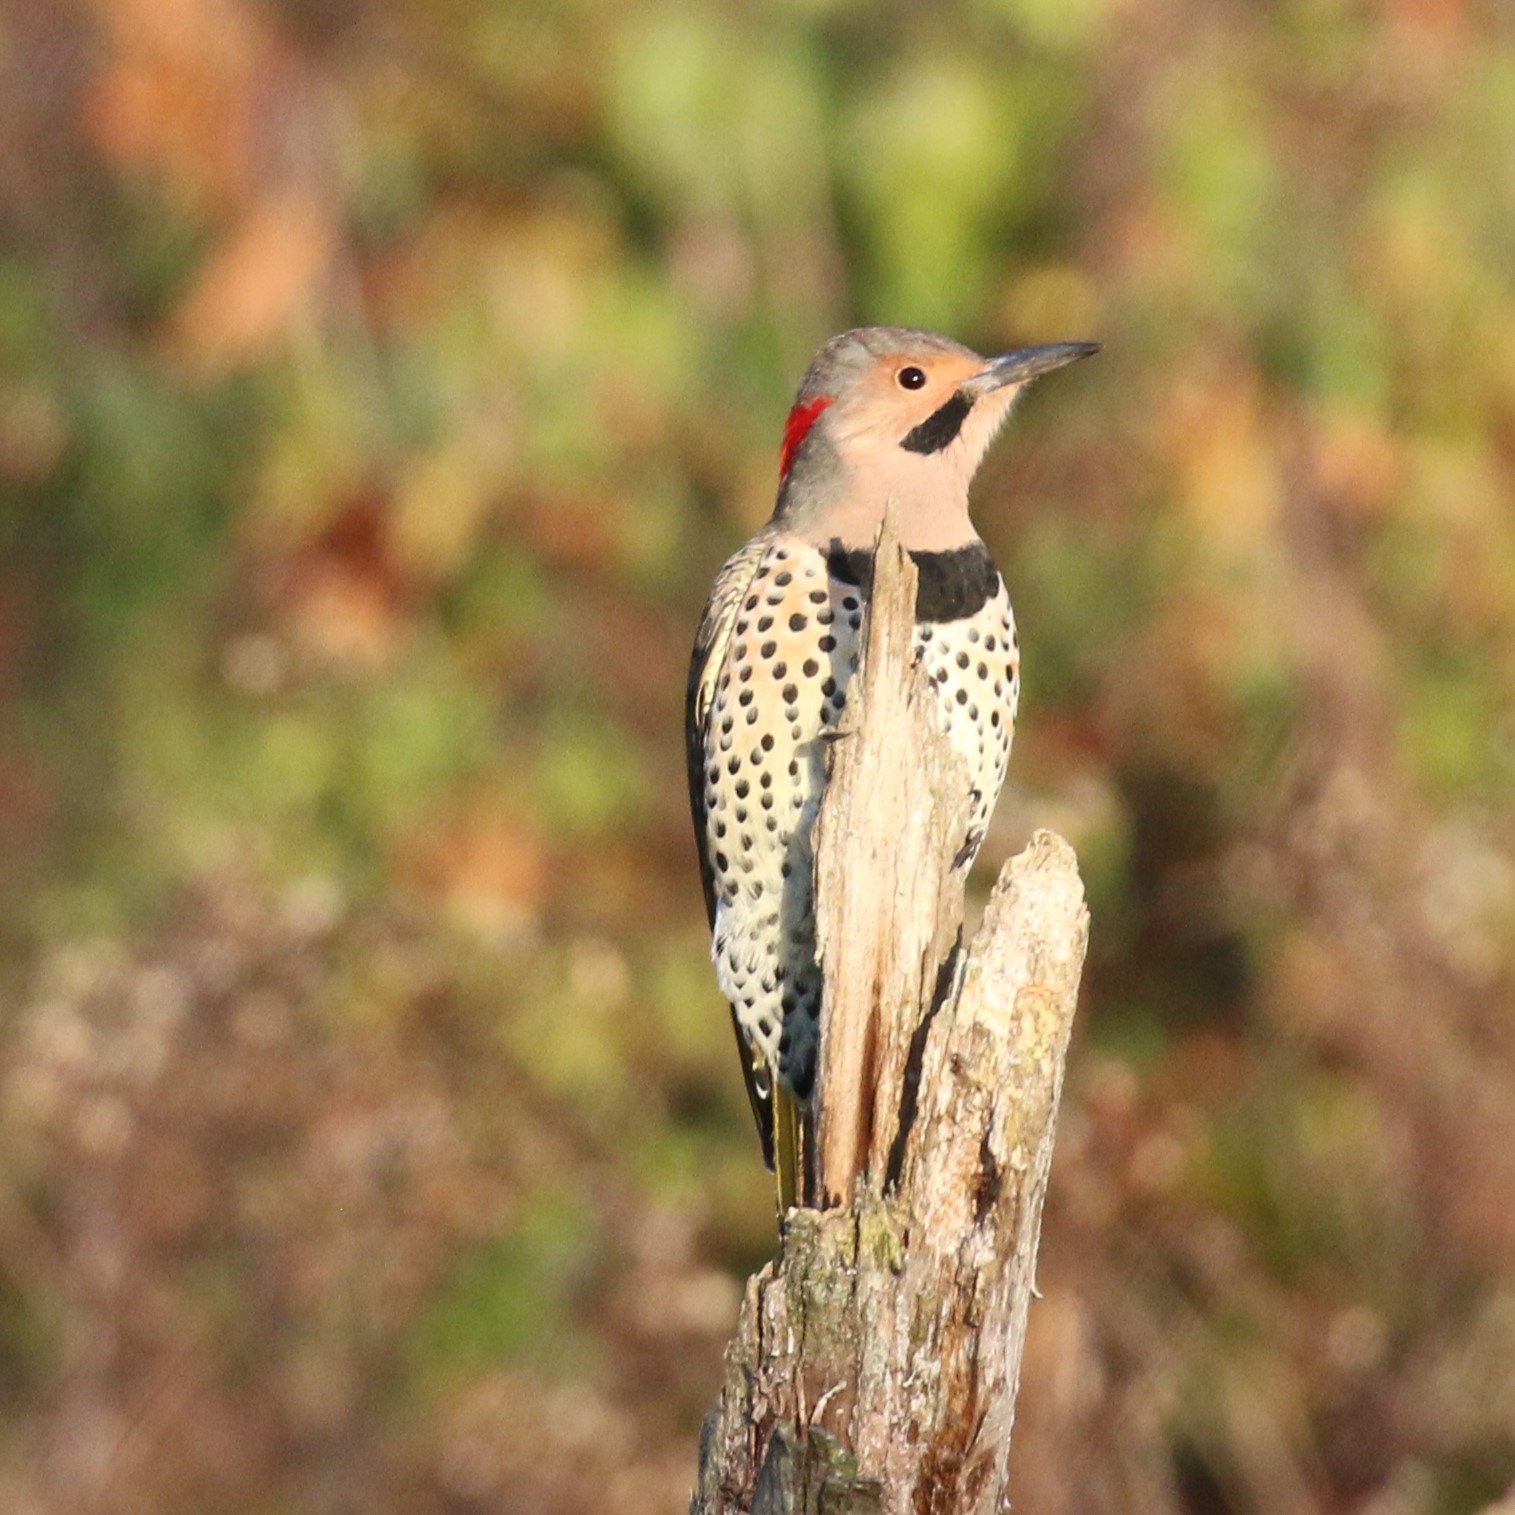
692, 510, 1090, 1515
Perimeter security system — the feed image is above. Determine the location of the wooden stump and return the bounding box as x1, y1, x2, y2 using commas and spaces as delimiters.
691, 511, 1089, 1515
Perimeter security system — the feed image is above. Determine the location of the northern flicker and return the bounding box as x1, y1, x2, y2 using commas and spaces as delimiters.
686, 327, 1098, 1207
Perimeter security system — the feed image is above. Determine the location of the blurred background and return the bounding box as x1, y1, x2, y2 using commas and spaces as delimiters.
2, 0, 1514, 1511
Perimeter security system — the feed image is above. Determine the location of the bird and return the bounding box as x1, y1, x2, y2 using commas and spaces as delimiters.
686, 327, 1099, 1209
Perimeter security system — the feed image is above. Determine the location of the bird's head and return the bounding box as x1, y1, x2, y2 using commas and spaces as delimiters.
773, 327, 1098, 551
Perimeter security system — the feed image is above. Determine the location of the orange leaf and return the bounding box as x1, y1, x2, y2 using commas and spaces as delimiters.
162, 191, 335, 373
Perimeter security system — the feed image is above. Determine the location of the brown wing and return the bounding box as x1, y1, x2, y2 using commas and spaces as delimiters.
685, 535, 776, 1166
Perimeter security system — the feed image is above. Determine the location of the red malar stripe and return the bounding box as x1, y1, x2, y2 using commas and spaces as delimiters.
779, 396, 833, 479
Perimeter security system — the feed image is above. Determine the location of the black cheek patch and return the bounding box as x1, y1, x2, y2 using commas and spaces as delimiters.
900, 392, 972, 454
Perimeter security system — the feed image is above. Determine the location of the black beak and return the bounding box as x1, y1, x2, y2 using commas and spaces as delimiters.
962, 341, 1101, 396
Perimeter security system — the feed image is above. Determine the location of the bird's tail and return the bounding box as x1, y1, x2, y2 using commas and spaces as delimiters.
773, 1088, 800, 1213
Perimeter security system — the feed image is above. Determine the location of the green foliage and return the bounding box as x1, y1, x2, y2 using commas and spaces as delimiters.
413, 1189, 599, 1375
2, 0, 1514, 1511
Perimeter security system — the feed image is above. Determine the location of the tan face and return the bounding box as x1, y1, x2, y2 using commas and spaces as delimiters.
815, 348, 1023, 550
775, 327, 1096, 548
824, 348, 987, 451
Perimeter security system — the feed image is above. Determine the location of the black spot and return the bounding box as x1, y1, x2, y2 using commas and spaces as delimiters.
746, 708, 758, 724
760, 641, 777, 658
955, 688, 968, 705
716, 852, 728, 870
819, 635, 836, 653
758, 615, 774, 633
817, 608, 835, 626
821, 677, 837, 697
739, 664, 753, 683
782, 684, 798, 703
761, 733, 775, 751
727, 757, 740, 774
978, 663, 989, 679
802, 659, 819, 677
788, 760, 799, 777
735, 780, 750, 799
788, 613, 807, 632
808, 589, 827, 604
772, 660, 788, 679
760, 771, 772, 788
775, 571, 792, 587
765, 815, 778, 831
739, 689, 753, 707
956, 651, 969, 669
900, 391, 971, 454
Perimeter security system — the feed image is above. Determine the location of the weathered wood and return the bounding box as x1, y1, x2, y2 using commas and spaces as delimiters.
692, 512, 1089, 1515
810, 507, 974, 1205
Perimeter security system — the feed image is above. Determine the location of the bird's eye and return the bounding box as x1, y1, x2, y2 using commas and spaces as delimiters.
897, 366, 927, 390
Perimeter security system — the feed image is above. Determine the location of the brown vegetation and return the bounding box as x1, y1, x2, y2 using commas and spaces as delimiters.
1, 0, 1514, 1511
